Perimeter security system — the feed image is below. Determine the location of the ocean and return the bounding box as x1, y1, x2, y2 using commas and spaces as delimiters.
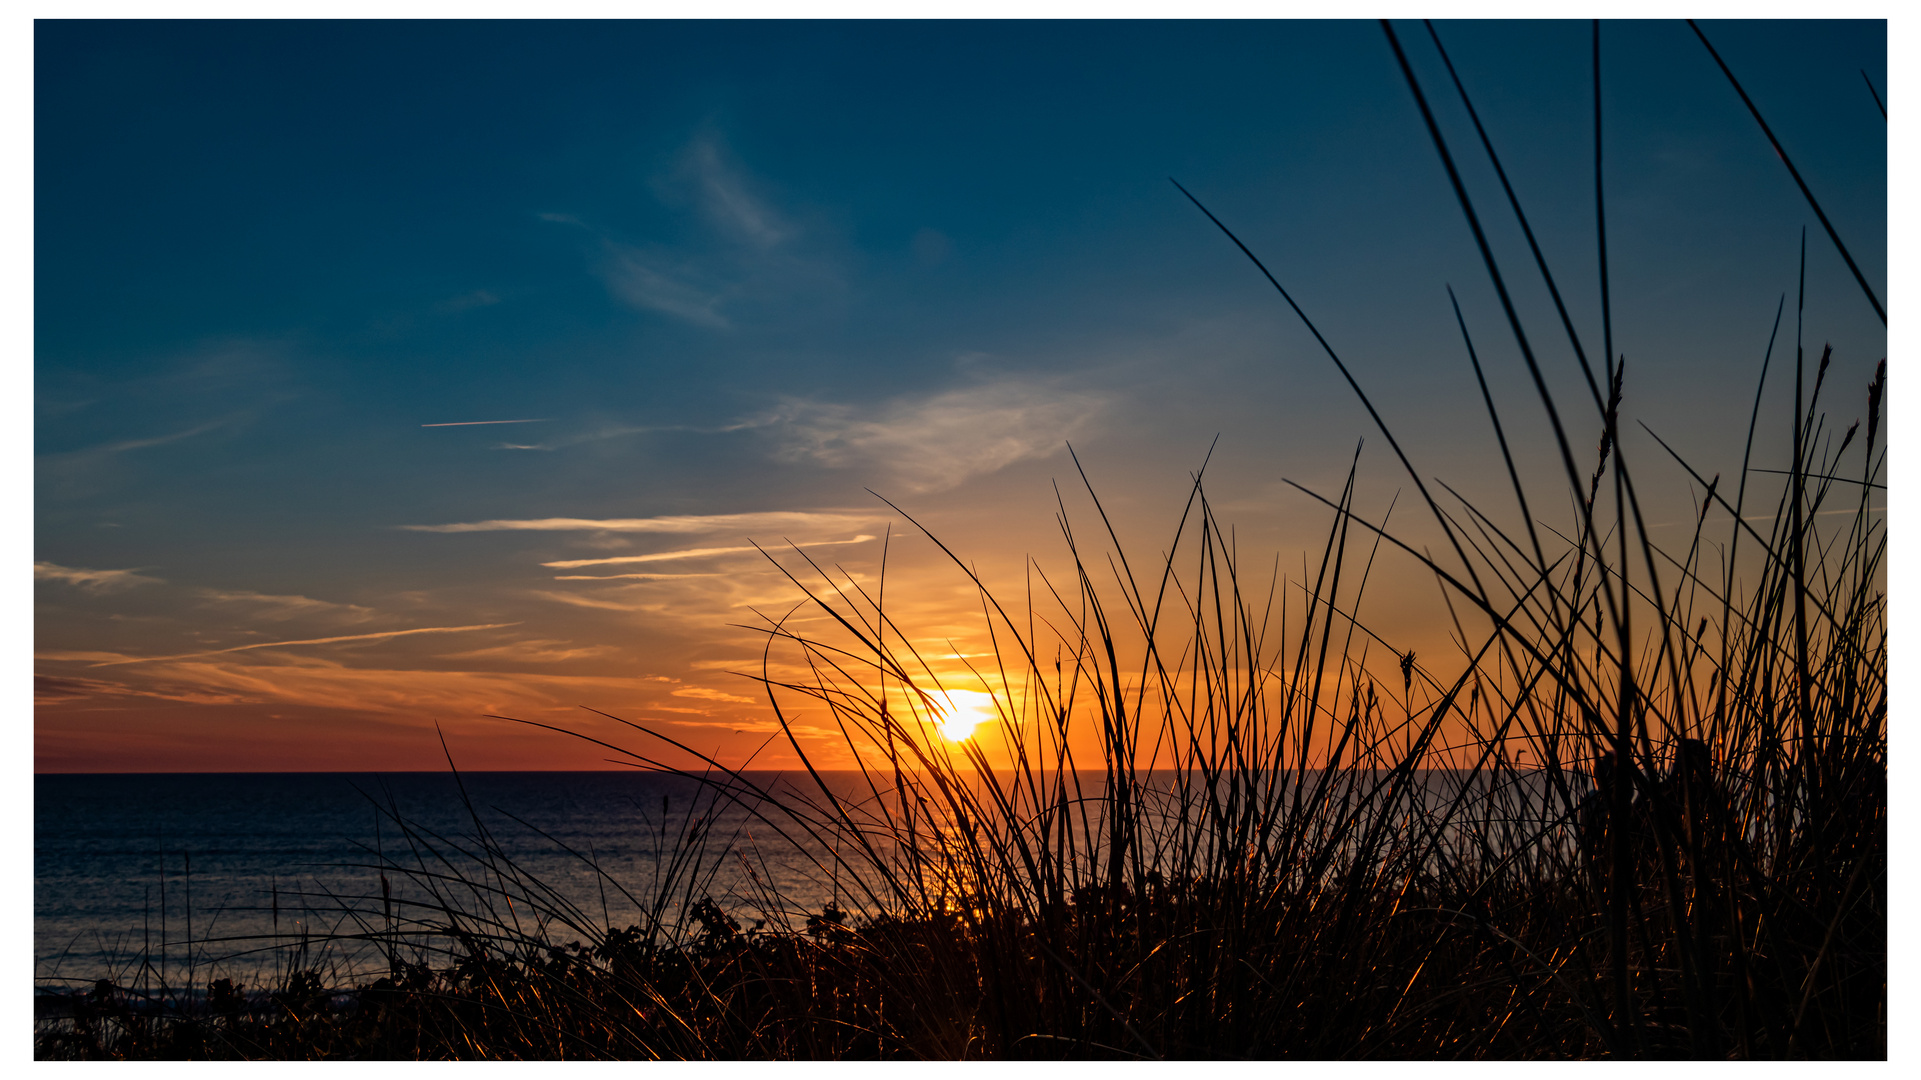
36, 767, 1580, 995
35, 770, 872, 993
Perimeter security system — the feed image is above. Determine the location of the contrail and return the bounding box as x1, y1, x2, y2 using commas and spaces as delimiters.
544, 535, 876, 570
88, 623, 520, 667
421, 419, 553, 427
400, 511, 884, 534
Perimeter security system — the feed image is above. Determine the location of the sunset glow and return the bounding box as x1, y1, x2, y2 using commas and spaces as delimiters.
933, 690, 998, 743
32, 21, 1885, 775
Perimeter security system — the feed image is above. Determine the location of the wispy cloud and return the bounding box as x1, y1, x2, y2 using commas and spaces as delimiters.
527, 591, 654, 613
546, 129, 840, 330
34, 671, 256, 707
43, 420, 227, 466
35, 562, 162, 593
678, 133, 791, 248
672, 685, 758, 705
542, 535, 874, 570
37, 341, 305, 509
400, 511, 884, 534
36, 650, 140, 664
421, 418, 552, 428
439, 640, 621, 663
601, 243, 730, 327
457, 412, 781, 454
774, 378, 1106, 492
87, 622, 519, 668
36, 674, 116, 702
194, 588, 376, 622
550, 571, 725, 581
40, 653, 705, 721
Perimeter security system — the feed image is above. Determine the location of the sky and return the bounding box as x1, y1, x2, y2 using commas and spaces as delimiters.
31, 18, 1888, 773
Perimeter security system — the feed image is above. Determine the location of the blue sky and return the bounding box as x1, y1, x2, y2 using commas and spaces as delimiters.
33, 19, 1886, 771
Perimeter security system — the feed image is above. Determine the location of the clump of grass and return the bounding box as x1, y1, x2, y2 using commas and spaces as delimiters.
37, 20, 1882, 1061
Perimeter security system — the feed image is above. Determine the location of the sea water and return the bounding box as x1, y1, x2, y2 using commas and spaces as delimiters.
34, 771, 870, 993
36, 768, 1581, 994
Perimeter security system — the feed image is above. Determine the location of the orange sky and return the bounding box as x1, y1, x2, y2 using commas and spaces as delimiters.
33, 20, 1886, 773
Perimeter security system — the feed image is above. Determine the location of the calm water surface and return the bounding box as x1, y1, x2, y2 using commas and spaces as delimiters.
36, 768, 1575, 992
35, 771, 859, 991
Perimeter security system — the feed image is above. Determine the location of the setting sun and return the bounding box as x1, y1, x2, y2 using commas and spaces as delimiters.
934, 690, 998, 743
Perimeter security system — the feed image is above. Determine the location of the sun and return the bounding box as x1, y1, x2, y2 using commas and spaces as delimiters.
934, 689, 997, 742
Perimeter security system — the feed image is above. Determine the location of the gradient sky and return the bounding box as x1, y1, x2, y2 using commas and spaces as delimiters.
33, 19, 1886, 772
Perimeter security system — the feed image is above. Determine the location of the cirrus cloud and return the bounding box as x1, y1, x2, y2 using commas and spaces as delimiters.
542, 535, 874, 570
399, 510, 885, 534
772, 378, 1107, 493
34, 562, 162, 593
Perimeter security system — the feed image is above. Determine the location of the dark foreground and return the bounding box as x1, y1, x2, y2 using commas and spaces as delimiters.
35, 779, 1885, 1061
